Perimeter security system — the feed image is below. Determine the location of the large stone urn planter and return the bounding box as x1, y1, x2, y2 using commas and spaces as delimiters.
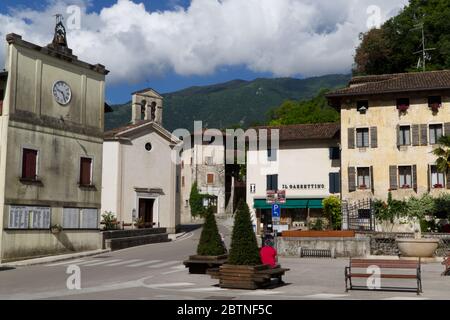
183, 254, 228, 274
396, 238, 440, 257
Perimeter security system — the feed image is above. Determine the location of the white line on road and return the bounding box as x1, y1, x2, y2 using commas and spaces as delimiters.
104, 259, 142, 266
82, 259, 122, 267
161, 265, 186, 275
178, 287, 227, 292
302, 293, 349, 299
148, 261, 181, 269
127, 260, 162, 267
46, 259, 86, 266
145, 282, 195, 289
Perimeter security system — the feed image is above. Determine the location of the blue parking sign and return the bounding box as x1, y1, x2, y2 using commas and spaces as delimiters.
272, 203, 281, 218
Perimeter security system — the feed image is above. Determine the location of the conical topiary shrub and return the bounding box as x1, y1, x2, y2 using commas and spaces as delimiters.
197, 206, 227, 256
228, 200, 261, 266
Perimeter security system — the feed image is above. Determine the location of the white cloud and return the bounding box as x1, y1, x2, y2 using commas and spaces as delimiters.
0, 0, 408, 84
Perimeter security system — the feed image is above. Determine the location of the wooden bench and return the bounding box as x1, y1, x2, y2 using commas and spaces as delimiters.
443, 253, 450, 276
345, 258, 422, 295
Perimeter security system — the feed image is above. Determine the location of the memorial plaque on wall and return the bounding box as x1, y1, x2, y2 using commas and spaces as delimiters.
9, 206, 30, 229
63, 208, 80, 229
31, 207, 51, 229
80, 208, 99, 229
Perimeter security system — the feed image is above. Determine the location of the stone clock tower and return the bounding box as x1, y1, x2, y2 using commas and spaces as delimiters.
0, 18, 109, 263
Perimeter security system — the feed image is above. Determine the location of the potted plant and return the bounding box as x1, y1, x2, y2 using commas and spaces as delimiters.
134, 217, 145, 229
211, 200, 284, 289
359, 184, 367, 190
401, 184, 411, 189
102, 211, 119, 230
434, 183, 444, 189
50, 224, 62, 234
395, 194, 439, 257
183, 206, 228, 274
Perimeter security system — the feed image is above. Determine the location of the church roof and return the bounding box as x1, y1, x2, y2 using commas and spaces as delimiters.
104, 120, 180, 145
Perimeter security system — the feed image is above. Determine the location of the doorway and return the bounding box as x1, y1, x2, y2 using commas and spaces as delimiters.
139, 198, 155, 228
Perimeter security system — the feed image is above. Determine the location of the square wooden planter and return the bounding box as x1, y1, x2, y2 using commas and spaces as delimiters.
211, 264, 289, 290
183, 254, 228, 274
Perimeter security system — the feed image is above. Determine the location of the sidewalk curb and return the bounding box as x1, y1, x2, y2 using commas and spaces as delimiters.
169, 232, 187, 241
0, 248, 111, 267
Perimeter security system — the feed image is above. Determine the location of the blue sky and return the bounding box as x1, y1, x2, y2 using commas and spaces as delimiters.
0, 0, 407, 104
0, 0, 272, 104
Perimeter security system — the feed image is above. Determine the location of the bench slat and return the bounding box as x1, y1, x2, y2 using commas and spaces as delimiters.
349, 273, 417, 279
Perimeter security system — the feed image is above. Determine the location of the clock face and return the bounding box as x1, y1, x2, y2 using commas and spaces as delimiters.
52, 81, 72, 105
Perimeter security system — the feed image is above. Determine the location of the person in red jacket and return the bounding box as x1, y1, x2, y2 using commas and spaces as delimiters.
260, 237, 278, 268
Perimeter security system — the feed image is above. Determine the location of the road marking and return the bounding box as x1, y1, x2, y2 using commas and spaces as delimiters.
302, 293, 349, 299
127, 260, 162, 267
46, 259, 85, 266
179, 287, 227, 292
242, 290, 284, 295
105, 259, 142, 266
161, 265, 186, 275
148, 261, 181, 269
383, 297, 428, 300
82, 259, 122, 267
146, 282, 195, 289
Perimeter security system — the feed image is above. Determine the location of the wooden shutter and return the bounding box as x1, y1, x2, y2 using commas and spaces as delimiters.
181, 176, 185, 188
329, 173, 334, 193
447, 170, 450, 190
370, 127, 378, 148
445, 123, 450, 136
80, 157, 92, 186
266, 175, 271, 191
207, 173, 214, 184
420, 124, 428, 146
22, 149, 37, 180
389, 165, 398, 190
0, 89, 3, 115
348, 128, 355, 149
273, 174, 278, 191
370, 166, 374, 193
396, 125, 401, 147
348, 167, 356, 192
412, 165, 417, 192
427, 165, 431, 192
412, 124, 420, 146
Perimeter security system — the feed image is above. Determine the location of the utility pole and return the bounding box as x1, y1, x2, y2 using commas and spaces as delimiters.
411, 23, 435, 72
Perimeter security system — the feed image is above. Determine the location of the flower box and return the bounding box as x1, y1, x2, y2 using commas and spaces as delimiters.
433, 184, 444, 189
397, 104, 409, 112
429, 103, 441, 112
401, 184, 411, 189
358, 184, 367, 190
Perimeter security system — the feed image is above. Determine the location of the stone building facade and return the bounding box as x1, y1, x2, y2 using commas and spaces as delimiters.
327, 71, 450, 205
0, 23, 108, 262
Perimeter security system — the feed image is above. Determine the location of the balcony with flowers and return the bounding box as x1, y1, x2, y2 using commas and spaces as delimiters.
428, 96, 442, 113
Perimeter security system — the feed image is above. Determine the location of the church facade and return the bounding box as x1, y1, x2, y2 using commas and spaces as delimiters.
0, 21, 108, 262
102, 89, 181, 233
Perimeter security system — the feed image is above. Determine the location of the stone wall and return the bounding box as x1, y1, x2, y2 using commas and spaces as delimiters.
276, 236, 371, 258
356, 231, 450, 257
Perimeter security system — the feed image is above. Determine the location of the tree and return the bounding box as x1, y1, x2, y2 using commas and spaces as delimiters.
197, 206, 227, 256
354, 0, 450, 75
267, 89, 339, 126
433, 135, 450, 176
322, 196, 342, 230
228, 200, 261, 266
189, 181, 204, 217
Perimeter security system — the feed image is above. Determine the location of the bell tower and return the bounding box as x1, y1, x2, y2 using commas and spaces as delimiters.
131, 88, 163, 125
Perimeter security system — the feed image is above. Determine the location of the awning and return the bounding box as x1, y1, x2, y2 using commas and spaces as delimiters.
253, 198, 324, 210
